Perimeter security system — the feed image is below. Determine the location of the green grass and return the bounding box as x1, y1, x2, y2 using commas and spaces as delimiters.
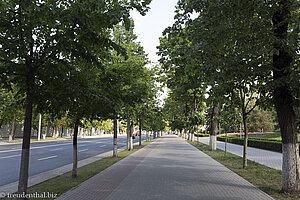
189, 141, 300, 200
2, 142, 150, 200
260, 132, 300, 142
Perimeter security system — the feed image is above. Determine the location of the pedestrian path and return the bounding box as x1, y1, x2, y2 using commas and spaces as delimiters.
198, 137, 282, 170
58, 135, 274, 200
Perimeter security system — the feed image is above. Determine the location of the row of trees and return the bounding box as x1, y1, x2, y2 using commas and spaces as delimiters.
0, 0, 170, 195
158, 0, 299, 193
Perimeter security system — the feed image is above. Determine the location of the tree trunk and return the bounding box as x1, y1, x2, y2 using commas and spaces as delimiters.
272, 0, 300, 193
113, 119, 118, 158
242, 106, 248, 169
52, 126, 57, 139
9, 116, 16, 142
37, 114, 42, 140
225, 132, 228, 158
61, 125, 64, 137
127, 118, 130, 150
139, 120, 142, 146
191, 130, 195, 142
72, 118, 80, 178
129, 121, 133, 150
0, 119, 3, 129
42, 126, 47, 140
209, 104, 220, 151
18, 67, 34, 195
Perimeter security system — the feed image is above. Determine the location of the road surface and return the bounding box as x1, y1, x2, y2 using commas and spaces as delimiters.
0, 135, 145, 187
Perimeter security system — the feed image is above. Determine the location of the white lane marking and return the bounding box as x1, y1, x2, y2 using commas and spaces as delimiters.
38, 155, 58, 161
50, 148, 63, 151
95, 142, 104, 143
78, 149, 88, 152
78, 144, 87, 147
99, 145, 106, 147
0, 143, 72, 154
0, 138, 115, 154
0, 154, 21, 159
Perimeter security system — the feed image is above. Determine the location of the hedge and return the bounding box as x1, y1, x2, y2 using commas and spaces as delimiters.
195, 133, 210, 137
217, 136, 285, 153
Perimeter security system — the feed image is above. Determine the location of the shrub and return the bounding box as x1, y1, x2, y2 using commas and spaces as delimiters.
195, 133, 210, 137
217, 136, 284, 153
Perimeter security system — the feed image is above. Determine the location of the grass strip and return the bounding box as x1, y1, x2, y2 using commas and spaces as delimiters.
188, 141, 300, 200
3, 142, 151, 200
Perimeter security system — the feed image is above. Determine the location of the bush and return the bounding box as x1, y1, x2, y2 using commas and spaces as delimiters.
217, 136, 284, 153
195, 133, 210, 137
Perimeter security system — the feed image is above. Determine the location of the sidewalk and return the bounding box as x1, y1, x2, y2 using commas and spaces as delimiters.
58, 135, 273, 200
198, 137, 282, 170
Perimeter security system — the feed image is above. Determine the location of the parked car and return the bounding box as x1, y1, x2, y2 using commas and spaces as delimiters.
133, 131, 141, 136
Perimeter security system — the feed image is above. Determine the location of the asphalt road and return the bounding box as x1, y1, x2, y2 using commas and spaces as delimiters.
0, 135, 145, 187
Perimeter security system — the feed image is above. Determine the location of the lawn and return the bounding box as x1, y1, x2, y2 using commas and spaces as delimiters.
189, 141, 300, 200
260, 132, 300, 142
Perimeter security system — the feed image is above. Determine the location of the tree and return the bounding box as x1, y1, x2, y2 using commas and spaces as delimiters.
157, 26, 206, 141
102, 22, 156, 151
272, 0, 300, 192
168, 0, 299, 192
247, 106, 275, 133
0, 0, 152, 194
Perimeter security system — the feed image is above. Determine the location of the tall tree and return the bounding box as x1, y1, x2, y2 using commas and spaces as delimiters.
272, 0, 300, 192
0, 0, 152, 194
169, 0, 299, 192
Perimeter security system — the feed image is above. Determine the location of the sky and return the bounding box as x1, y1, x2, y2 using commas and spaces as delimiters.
131, 0, 179, 63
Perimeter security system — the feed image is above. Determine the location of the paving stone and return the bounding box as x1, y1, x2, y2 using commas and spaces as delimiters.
58, 136, 274, 200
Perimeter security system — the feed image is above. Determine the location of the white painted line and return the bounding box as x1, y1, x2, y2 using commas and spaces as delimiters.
37, 155, 57, 161
0, 154, 21, 159
0, 143, 72, 154
78, 144, 87, 147
50, 148, 63, 151
78, 149, 88, 152
0, 138, 114, 154
99, 145, 106, 147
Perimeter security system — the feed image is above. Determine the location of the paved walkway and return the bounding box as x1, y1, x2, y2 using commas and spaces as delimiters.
58, 136, 274, 200
198, 137, 282, 170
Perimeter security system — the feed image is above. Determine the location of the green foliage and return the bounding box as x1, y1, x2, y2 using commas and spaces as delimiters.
194, 133, 209, 137
0, 84, 24, 126
159, 0, 299, 140
247, 107, 276, 132
158, 22, 207, 132
217, 136, 284, 153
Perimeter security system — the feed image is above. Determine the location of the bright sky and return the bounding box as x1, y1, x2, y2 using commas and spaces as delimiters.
131, 0, 178, 63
